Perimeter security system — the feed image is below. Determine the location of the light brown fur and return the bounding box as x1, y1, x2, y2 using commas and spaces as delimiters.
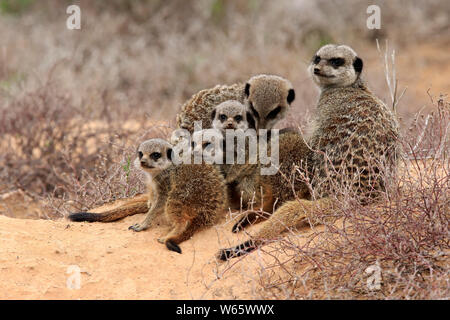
176, 74, 295, 132
128, 137, 228, 254
218, 44, 400, 260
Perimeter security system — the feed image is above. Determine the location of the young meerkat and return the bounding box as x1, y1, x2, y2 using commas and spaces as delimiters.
211, 100, 262, 209
129, 133, 228, 254
218, 44, 400, 260
70, 75, 296, 223
231, 128, 311, 233
176, 74, 295, 132
211, 100, 254, 132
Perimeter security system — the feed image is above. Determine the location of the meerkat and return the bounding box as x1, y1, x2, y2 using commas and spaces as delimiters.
176, 74, 295, 132
129, 134, 227, 254
211, 100, 254, 132
70, 75, 296, 224
218, 44, 400, 260
207, 75, 296, 210
231, 128, 311, 233
69, 133, 227, 254
210, 100, 261, 209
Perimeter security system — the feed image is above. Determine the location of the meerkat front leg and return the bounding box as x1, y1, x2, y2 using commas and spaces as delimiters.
129, 195, 163, 232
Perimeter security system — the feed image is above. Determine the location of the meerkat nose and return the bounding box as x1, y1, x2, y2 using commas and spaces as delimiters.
314, 68, 321, 75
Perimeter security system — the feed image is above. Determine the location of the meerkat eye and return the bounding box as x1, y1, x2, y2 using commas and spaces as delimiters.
138, 151, 143, 159
234, 115, 243, 122
150, 152, 162, 161
249, 102, 260, 119
266, 106, 282, 120
219, 114, 227, 122
203, 142, 212, 149
329, 58, 345, 68
313, 55, 321, 64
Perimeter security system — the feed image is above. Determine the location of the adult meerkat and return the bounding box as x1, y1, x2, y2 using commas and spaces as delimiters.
176, 74, 295, 132
218, 44, 400, 260
129, 133, 227, 254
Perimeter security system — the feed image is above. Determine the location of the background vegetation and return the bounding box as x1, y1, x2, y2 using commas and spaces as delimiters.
0, 0, 448, 299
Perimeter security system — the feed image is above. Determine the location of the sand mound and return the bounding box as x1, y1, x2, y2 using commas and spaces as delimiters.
0, 210, 313, 299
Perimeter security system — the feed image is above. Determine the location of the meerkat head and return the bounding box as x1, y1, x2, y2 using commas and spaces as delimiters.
211, 100, 255, 132
135, 138, 173, 175
191, 129, 224, 164
309, 44, 363, 89
244, 74, 295, 130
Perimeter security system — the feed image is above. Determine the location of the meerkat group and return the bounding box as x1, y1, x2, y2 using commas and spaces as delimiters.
218, 44, 400, 260
69, 44, 400, 259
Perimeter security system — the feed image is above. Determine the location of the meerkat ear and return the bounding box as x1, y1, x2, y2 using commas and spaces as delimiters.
244, 83, 250, 97
353, 57, 363, 74
246, 111, 256, 129
167, 148, 173, 161
211, 109, 216, 121
287, 89, 295, 104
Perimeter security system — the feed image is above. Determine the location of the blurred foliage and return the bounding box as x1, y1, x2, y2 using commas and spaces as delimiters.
0, 0, 34, 14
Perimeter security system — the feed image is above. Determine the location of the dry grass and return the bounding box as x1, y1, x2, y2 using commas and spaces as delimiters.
0, 0, 449, 299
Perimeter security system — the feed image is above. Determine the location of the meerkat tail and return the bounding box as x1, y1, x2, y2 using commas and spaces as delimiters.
217, 239, 261, 261
218, 198, 335, 260
68, 201, 149, 222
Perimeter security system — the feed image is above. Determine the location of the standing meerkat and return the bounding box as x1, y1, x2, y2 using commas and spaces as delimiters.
218, 44, 400, 260
176, 74, 295, 132
129, 134, 227, 254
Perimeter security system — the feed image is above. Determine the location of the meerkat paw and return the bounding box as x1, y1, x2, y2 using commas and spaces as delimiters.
232, 211, 271, 233
128, 223, 149, 232
157, 237, 166, 244
231, 219, 246, 233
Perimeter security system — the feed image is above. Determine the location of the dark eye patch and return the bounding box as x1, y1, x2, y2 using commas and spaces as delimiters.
203, 142, 211, 149
219, 114, 227, 122
234, 115, 243, 122
329, 57, 345, 68
150, 152, 162, 161
313, 55, 321, 64
249, 102, 259, 119
266, 106, 282, 120
138, 151, 143, 159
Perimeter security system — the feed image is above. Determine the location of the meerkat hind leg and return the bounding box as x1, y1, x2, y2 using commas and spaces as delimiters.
232, 183, 275, 233
159, 203, 205, 254
159, 217, 203, 254
219, 197, 335, 260
231, 210, 273, 233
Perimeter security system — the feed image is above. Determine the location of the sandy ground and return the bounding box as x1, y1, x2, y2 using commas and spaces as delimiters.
0, 160, 446, 300
0, 203, 313, 300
